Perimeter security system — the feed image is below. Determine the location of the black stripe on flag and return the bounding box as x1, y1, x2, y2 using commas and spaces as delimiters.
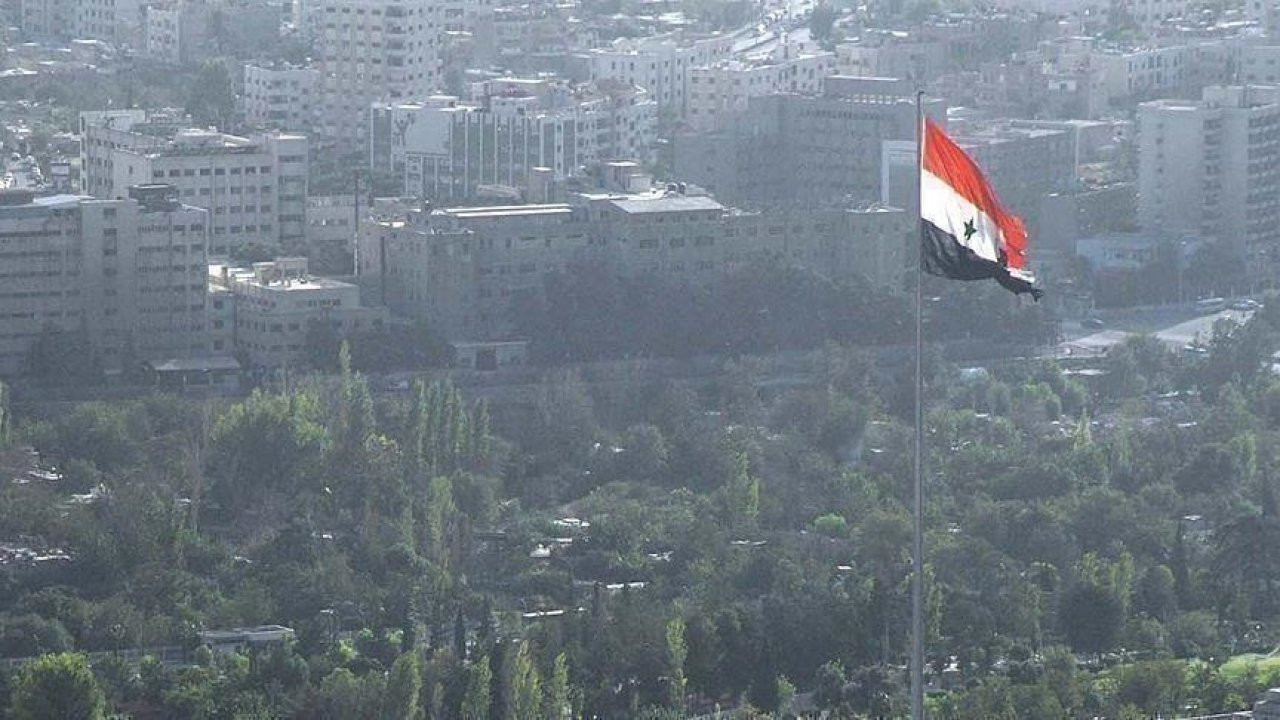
921, 220, 1043, 300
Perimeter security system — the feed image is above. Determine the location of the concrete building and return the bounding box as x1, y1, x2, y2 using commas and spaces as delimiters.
19, 0, 73, 41
19, 0, 141, 45
80, 110, 308, 256
144, 0, 214, 64
305, 194, 354, 250
0, 185, 210, 376
77, 0, 141, 45
365, 186, 907, 340
1091, 44, 1195, 104
686, 51, 836, 131
370, 78, 657, 201
586, 33, 734, 117
948, 120, 1079, 223
1138, 85, 1280, 278
243, 62, 320, 132
312, 0, 442, 144
675, 77, 943, 210
1109, 0, 1189, 34
212, 257, 387, 368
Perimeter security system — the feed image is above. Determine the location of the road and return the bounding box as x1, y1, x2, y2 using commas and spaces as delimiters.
1055, 309, 1252, 359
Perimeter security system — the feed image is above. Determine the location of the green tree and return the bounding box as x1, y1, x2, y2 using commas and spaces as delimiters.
809, 3, 837, 40
1060, 582, 1125, 655
185, 60, 236, 130
509, 642, 540, 720
544, 653, 570, 720
462, 656, 493, 720
665, 617, 687, 708
10, 653, 106, 720
382, 651, 422, 719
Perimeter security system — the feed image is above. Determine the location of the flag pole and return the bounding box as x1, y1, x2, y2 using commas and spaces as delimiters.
911, 89, 926, 720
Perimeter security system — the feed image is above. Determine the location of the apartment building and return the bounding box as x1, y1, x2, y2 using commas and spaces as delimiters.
19, 0, 73, 41
1091, 45, 1195, 104
366, 187, 907, 340
77, 0, 141, 45
675, 77, 943, 210
1109, 0, 1189, 33
144, 0, 214, 64
80, 110, 308, 256
312, 0, 442, 143
370, 79, 657, 201
1139, 85, 1280, 277
243, 62, 320, 132
949, 121, 1079, 222
587, 33, 734, 116
211, 257, 387, 368
687, 52, 836, 131
0, 185, 210, 376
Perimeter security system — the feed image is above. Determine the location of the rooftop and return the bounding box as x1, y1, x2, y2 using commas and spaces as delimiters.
445, 204, 574, 219
608, 194, 724, 214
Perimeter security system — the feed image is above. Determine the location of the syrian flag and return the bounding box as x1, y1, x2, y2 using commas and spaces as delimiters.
920, 118, 1043, 300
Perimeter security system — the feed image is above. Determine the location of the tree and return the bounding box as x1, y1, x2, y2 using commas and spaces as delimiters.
1060, 583, 1125, 655
544, 653, 571, 720
809, 3, 837, 41
462, 656, 492, 720
185, 60, 236, 130
665, 617, 687, 708
385, 651, 423, 720
10, 653, 106, 720
509, 642, 541, 720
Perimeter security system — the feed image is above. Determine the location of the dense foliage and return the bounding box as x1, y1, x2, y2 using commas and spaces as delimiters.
3, 301, 1280, 718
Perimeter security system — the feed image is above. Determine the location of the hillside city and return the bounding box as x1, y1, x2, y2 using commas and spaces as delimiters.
5, 0, 1280, 715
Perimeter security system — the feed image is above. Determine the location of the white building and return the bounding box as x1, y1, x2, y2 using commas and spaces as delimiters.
243, 62, 320, 132
1109, 0, 1189, 33
211, 257, 387, 368
80, 110, 308, 256
144, 0, 214, 64
1091, 44, 1195, 104
370, 79, 657, 201
77, 0, 142, 45
587, 33, 734, 117
19, 0, 74, 41
1139, 85, 1280, 278
312, 0, 442, 144
0, 185, 211, 376
687, 51, 836, 131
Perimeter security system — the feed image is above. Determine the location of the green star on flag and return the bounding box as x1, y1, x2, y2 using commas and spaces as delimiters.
963, 218, 977, 242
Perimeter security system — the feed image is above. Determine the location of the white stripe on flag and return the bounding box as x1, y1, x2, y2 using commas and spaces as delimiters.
921, 169, 1001, 265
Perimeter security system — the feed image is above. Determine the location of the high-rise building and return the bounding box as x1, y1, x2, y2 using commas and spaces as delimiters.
364, 186, 907, 340
587, 33, 734, 117
1138, 85, 1280, 276
675, 77, 943, 210
0, 185, 210, 376
686, 52, 836, 131
369, 79, 657, 201
312, 0, 442, 144
80, 110, 308, 257
243, 62, 320, 133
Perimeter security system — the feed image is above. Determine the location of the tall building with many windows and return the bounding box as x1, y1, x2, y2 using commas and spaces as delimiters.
0, 185, 210, 376
364, 186, 907, 340
1138, 85, 1280, 276
675, 77, 943, 210
312, 0, 442, 144
370, 78, 657, 201
80, 110, 308, 257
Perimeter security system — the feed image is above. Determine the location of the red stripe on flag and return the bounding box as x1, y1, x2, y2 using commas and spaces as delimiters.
922, 118, 1029, 270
